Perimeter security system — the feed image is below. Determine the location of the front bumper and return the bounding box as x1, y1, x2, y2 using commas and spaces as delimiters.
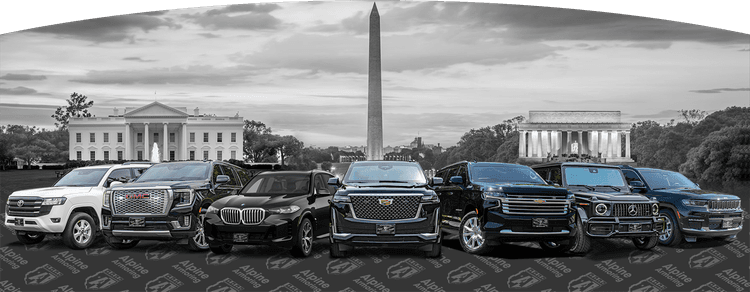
101, 208, 197, 240
4, 206, 69, 234
204, 212, 296, 247
481, 205, 576, 242
584, 215, 666, 238
679, 209, 743, 237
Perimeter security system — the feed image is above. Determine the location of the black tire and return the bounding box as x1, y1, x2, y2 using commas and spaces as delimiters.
658, 209, 683, 246
105, 236, 139, 249
209, 243, 233, 254
330, 242, 347, 258
16, 232, 45, 244
567, 212, 591, 254
291, 218, 314, 257
633, 236, 659, 250
62, 212, 97, 249
187, 214, 209, 251
458, 211, 492, 255
425, 242, 442, 258
538, 240, 571, 253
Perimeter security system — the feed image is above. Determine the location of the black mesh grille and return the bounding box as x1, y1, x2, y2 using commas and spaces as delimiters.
612, 203, 652, 217
350, 195, 421, 220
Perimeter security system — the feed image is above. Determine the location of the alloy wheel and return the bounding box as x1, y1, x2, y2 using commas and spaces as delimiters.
193, 214, 208, 248
660, 215, 673, 242
74, 220, 92, 244
462, 217, 484, 250
301, 221, 313, 253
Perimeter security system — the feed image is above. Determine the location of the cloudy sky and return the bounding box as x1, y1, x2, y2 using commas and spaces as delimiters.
0, 1, 748, 148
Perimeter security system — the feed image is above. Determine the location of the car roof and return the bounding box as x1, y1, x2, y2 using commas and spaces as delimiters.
531, 162, 621, 169
439, 161, 529, 171
255, 170, 334, 176
351, 160, 419, 165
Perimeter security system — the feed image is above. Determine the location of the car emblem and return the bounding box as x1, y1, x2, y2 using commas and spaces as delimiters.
534, 199, 546, 203
628, 204, 637, 216
125, 193, 150, 199
379, 199, 394, 206
17, 200, 24, 207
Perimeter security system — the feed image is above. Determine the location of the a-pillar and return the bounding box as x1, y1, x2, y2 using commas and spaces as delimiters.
124, 123, 131, 160
182, 123, 188, 160
144, 123, 150, 160
163, 123, 169, 161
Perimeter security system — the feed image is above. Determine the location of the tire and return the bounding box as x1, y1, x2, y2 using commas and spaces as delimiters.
425, 242, 442, 258
16, 232, 45, 244
105, 236, 139, 249
330, 242, 347, 258
187, 214, 209, 251
538, 240, 570, 253
567, 212, 591, 254
658, 209, 683, 246
209, 243, 233, 254
62, 212, 96, 249
633, 236, 659, 250
291, 218, 314, 257
458, 211, 491, 255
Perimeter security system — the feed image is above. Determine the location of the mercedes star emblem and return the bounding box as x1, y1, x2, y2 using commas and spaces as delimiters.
628, 204, 637, 216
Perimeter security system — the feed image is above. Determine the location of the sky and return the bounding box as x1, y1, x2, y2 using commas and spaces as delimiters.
0, 1, 748, 149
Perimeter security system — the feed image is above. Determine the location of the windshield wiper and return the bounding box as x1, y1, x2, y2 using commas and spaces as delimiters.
568, 184, 595, 191
379, 180, 410, 183
596, 185, 621, 192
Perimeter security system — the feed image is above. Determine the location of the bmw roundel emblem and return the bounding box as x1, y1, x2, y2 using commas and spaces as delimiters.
628, 204, 637, 216
17, 200, 24, 207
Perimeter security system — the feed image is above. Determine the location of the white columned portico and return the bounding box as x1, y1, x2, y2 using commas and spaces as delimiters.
182, 123, 188, 160
144, 123, 150, 160
124, 123, 131, 160
601, 131, 609, 158
625, 131, 631, 159
577, 130, 583, 156
163, 123, 169, 161
530, 131, 537, 157
566, 131, 571, 155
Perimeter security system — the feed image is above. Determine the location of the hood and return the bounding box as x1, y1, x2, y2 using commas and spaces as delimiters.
214, 194, 306, 209
10, 186, 94, 198
473, 182, 569, 195
337, 186, 433, 195
110, 180, 210, 190
657, 188, 739, 200
572, 191, 651, 202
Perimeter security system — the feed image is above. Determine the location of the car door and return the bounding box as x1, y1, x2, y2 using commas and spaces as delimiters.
312, 173, 333, 235
622, 169, 654, 198
438, 166, 462, 229
218, 164, 242, 196
456, 165, 471, 214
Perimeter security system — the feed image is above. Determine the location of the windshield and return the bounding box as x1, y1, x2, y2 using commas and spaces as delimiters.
470, 165, 546, 184
135, 163, 210, 182
242, 173, 310, 195
343, 162, 427, 185
639, 170, 698, 190
564, 167, 627, 187
54, 168, 109, 187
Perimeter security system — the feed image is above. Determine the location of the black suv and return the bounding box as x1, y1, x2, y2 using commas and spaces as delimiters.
102, 161, 252, 250
620, 166, 743, 246
532, 162, 665, 253
328, 161, 443, 258
434, 162, 576, 254
204, 170, 336, 257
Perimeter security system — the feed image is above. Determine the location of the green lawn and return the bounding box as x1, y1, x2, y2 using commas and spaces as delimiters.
0, 169, 61, 202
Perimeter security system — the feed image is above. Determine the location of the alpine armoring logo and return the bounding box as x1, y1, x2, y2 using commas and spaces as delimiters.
628, 277, 667, 292
387, 259, 425, 279
85, 269, 123, 290
447, 263, 485, 284
508, 268, 546, 289
145, 273, 184, 292
689, 248, 727, 269
145, 243, 179, 261
266, 253, 303, 270
206, 278, 243, 292
567, 272, 607, 292
24, 264, 62, 285
628, 248, 666, 264
206, 251, 241, 266
326, 258, 364, 275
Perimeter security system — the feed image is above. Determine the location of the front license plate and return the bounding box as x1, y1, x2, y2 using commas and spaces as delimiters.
129, 217, 145, 227
14, 218, 24, 226
722, 220, 733, 228
233, 233, 248, 242
628, 223, 642, 232
376, 224, 395, 235
532, 218, 548, 228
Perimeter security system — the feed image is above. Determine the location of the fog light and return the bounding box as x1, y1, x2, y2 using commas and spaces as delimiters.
102, 216, 111, 227
182, 215, 191, 227
51, 218, 61, 223
589, 224, 613, 235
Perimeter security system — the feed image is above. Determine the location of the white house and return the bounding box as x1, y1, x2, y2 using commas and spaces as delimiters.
68, 102, 243, 161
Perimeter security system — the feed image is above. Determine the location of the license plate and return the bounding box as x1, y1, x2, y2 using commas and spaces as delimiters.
628, 223, 642, 232
722, 220, 733, 228
376, 224, 395, 235
14, 218, 24, 226
233, 233, 248, 242
532, 218, 548, 228
129, 217, 145, 227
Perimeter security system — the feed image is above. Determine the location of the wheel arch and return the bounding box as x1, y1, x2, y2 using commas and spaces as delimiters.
69, 206, 100, 229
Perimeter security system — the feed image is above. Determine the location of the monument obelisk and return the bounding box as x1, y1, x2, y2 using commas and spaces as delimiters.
367, 3, 384, 161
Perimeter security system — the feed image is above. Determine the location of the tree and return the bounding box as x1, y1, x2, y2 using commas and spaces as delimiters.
52, 92, 94, 130
243, 120, 274, 162
678, 109, 708, 126
321, 161, 332, 171
679, 125, 750, 187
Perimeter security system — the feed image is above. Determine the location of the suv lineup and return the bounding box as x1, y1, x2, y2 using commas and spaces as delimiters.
532, 162, 666, 253
5, 163, 152, 249
204, 170, 336, 257
619, 166, 743, 246
328, 161, 443, 258
102, 161, 252, 250
434, 162, 576, 254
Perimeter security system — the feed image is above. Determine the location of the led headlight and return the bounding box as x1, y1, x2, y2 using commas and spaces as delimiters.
595, 203, 608, 216
332, 195, 350, 203
682, 199, 708, 208
102, 190, 111, 208
267, 205, 300, 214
483, 191, 505, 200
42, 198, 67, 206
206, 206, 220, 214
421, 193, 439, 203
651, 203, 659, 216
174, 189, 194, 207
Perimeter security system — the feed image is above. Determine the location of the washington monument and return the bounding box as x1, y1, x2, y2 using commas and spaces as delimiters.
367, 3, 384, 161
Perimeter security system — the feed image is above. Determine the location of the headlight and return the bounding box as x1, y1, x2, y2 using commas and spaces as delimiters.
483, 191, 505, 200
421, 193, 439, 203
332, 195, 350, 203
103, 190, 111, 208
42, 198, 67, 206
174, 189, 194, 207
682, 199, 708, 208
651, 203, 659, 215
267, 205, 300, 214
595, 203, 608, 216
206, 206, 220, 214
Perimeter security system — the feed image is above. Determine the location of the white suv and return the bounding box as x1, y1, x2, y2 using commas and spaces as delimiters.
4, 163, 153, 249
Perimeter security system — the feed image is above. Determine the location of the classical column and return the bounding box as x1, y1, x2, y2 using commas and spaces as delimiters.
537, 131, 544, 157
182, 123, 188, 160
592, 131, 599, 158
587, 131, 593, 155
615, 131, 622, 158
601, 131, 609, 158
547, 131, 552, 157
518, 131, 525, 158
625, 131, 631, 159
530, 131, 537, 157
144, 123, 150, 160
124, 123, 131, 160
557, 131, 562, 156
541, 130, 548, 157
566, 131, 571, 155
163, 123, 169, 161
577, 130, 583, 156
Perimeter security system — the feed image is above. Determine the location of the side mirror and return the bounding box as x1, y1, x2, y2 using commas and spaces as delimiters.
109, 181, 123, 188
328, 177, 341, 186
216, 175, 230, 184
449, 176, 463, 185
629, 181, 646, 193
317, 189, 331, 196
431, 177, 444, 186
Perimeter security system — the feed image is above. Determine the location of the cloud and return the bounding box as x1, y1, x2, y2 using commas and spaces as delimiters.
0, 73, 47, 81
182, 4, 283, 30
625, 42, 672, 50
197, 33, 221, 38
689, 88, 750, 94
204, 3, 281, 16
69, 65, 262, 85
27, 14, 179, 42
740, 48, 750, 51
0, 103, 59, 110
629, 110, 680, 119
0, 86, 49, 95
122, 57, 156, 62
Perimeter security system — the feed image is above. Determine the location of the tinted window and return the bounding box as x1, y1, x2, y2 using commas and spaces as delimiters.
108, 169, 131, 181
323, 174, 336, 194
55, 168, 109, 187
622, 170, 643, 184
549, 168, 563, 185
242, 173, 311, 195
211, 164, 222, 183
132, 168, 148, 178
219, 165, 239, 186
639, 170, 698, 190
470, 165, 546, 184
457, 166, 468, 183
314, 174, 328, 193
236, 168, 252, 185
136, 163, 210, 182
564, 167, 626, 187
535, 168, 549, 181
343, 162, 426, 185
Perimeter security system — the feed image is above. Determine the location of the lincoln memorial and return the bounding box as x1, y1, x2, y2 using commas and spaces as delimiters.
518, 111, 634, 164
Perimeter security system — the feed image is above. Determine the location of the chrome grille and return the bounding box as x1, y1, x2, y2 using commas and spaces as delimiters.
501, 194, 569, 215
709, 200, 740, 211
112, 189, 170, 215
220, 207, 265, 225
7, 197, 43, 217
612, 203, 651, 217
350, 195, 421, 220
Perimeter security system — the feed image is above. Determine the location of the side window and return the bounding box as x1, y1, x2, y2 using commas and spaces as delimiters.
245, 177, 264, 193
132, 167, 148, 178
236, 168, 252, 185
323, 174, 337, 194
458, 166, 468, 184
622, 170, 642, 185
314, 174, 328, 194
106, 169, 132, 187
535, 168, 549, 182
435, 170, 446, 180
447, 167, 458, 180
549, 168, 563, 186
219, 165, 239, 186
212, 164, 222, 183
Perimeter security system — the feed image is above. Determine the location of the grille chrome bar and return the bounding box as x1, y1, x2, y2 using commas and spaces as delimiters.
350, 194, 422, 220
612, 203, 651, 217
242, 208, 265, 225
221, 207, 265, 225
709, 200, 740, 211
500, 195, 569, 215
112, 189, 171, 216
